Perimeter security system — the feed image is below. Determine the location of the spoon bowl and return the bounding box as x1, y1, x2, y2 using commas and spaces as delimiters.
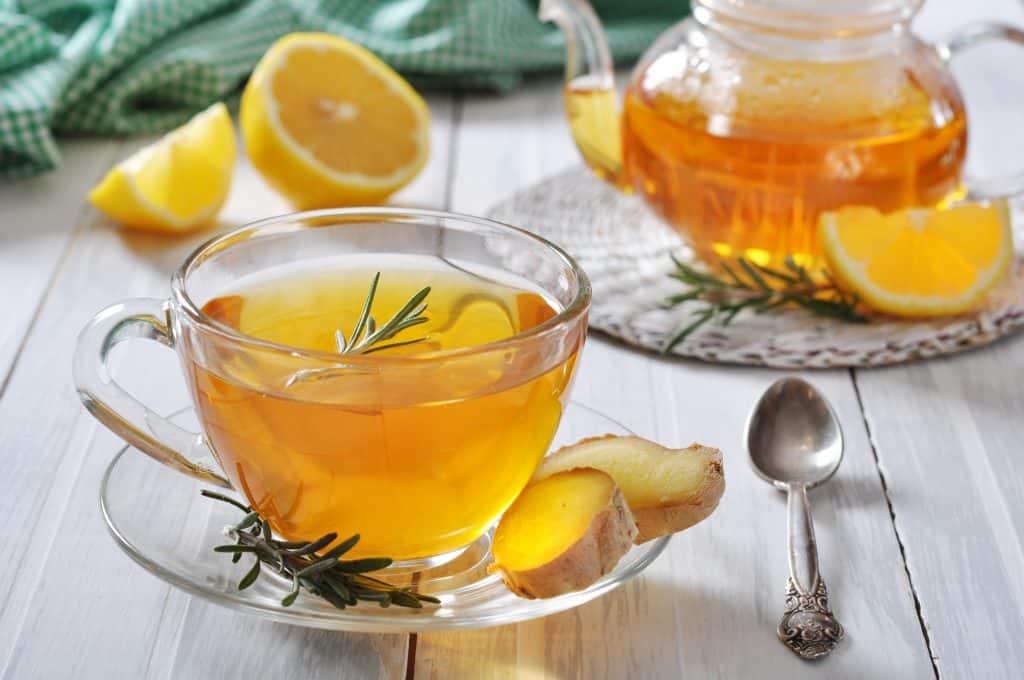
747, 377, 844, 489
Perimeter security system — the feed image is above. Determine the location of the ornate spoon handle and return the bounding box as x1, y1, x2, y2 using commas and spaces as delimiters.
778, 483, 844, 660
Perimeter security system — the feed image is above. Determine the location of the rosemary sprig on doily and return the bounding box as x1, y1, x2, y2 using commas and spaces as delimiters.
286, 272, 431, 386
663, 255, 866, 353
203, 490, 439, 610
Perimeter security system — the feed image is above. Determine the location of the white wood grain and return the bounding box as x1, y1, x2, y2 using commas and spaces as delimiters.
0, 140, 120, 386
413, 78, 933, 678
0, 93, 456, 680
0, 145, 196, 678
144, 93, 457, 680
848, 0, 1024, 677
855, 345, 1024, 677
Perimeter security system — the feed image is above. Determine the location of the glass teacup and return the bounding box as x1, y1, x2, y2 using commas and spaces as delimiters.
75, 209, 591, 564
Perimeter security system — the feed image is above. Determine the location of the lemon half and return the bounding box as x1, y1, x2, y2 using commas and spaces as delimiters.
240, 32, 430, 209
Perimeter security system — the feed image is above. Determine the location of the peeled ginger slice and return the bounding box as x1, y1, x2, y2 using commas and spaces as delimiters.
490, 468, 638, 599
533, 435, 724, 543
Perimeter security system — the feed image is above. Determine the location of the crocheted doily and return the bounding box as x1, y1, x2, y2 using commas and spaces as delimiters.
487, 167, 1024, 368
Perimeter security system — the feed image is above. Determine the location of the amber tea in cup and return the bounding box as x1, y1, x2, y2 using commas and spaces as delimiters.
194, 262, 575, 559
75, 209, 590, 564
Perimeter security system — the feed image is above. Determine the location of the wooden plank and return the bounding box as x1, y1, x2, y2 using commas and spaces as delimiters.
854, 343, 1024, 677
848, 1, 1024, 677
0, 145, 200, 678
165, 602, 408, 680
147, 92, 455, 679
414, 78, 933, 678
0, 93, 455, 679
448, 85, 576, 216
0, 140, 121, 387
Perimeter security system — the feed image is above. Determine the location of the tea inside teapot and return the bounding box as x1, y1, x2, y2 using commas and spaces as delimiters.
544, 0, 968, 269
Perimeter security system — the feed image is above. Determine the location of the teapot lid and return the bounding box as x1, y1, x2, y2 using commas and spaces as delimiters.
694, 0, 923, 35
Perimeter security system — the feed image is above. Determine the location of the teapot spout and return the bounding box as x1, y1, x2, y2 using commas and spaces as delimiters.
540, 0, 627, 188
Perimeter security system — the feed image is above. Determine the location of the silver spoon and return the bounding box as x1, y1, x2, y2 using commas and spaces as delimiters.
746, 377, 845, 660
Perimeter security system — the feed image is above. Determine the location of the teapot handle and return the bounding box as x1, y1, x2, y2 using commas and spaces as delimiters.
935, 23, 1024, 199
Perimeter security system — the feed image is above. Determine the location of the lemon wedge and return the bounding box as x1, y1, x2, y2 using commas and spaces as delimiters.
89, 103, 236, 233
820, 201, 1013, 317
239, 32, 430, 209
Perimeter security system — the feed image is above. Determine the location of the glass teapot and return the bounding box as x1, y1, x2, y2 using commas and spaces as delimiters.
541, 0, 1024, 269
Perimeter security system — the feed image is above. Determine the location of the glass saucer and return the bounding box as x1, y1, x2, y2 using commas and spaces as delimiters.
100, 401, 670, 632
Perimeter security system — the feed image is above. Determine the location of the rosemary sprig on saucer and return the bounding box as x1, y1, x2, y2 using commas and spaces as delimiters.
663, 255, 866, 353
203, 490, 440, 610
286, 272, 431, 386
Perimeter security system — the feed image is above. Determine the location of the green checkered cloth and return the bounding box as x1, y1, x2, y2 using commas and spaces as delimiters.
0, 0, 683, 181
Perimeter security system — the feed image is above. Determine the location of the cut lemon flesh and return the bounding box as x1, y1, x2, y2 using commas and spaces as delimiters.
240, 32, 430, 209
820, 201, 1013, 316
89, 103, 236, 233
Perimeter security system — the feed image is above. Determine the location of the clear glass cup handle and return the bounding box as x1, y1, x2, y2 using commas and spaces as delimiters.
936, 22, 1024, 199
73, 298, 230, 488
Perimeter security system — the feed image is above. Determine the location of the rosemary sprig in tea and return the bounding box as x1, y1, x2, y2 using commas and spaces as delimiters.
203, 490, 440, 610
663, 255, 866, 353
333, 272, 431, 355
286, 272, 431, 386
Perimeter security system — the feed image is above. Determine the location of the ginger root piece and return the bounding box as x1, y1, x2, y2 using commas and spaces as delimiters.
489, 468, 638, 599
533, 435, 724, 543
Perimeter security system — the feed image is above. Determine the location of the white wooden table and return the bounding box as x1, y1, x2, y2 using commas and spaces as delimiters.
2, 1, 1024, 677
